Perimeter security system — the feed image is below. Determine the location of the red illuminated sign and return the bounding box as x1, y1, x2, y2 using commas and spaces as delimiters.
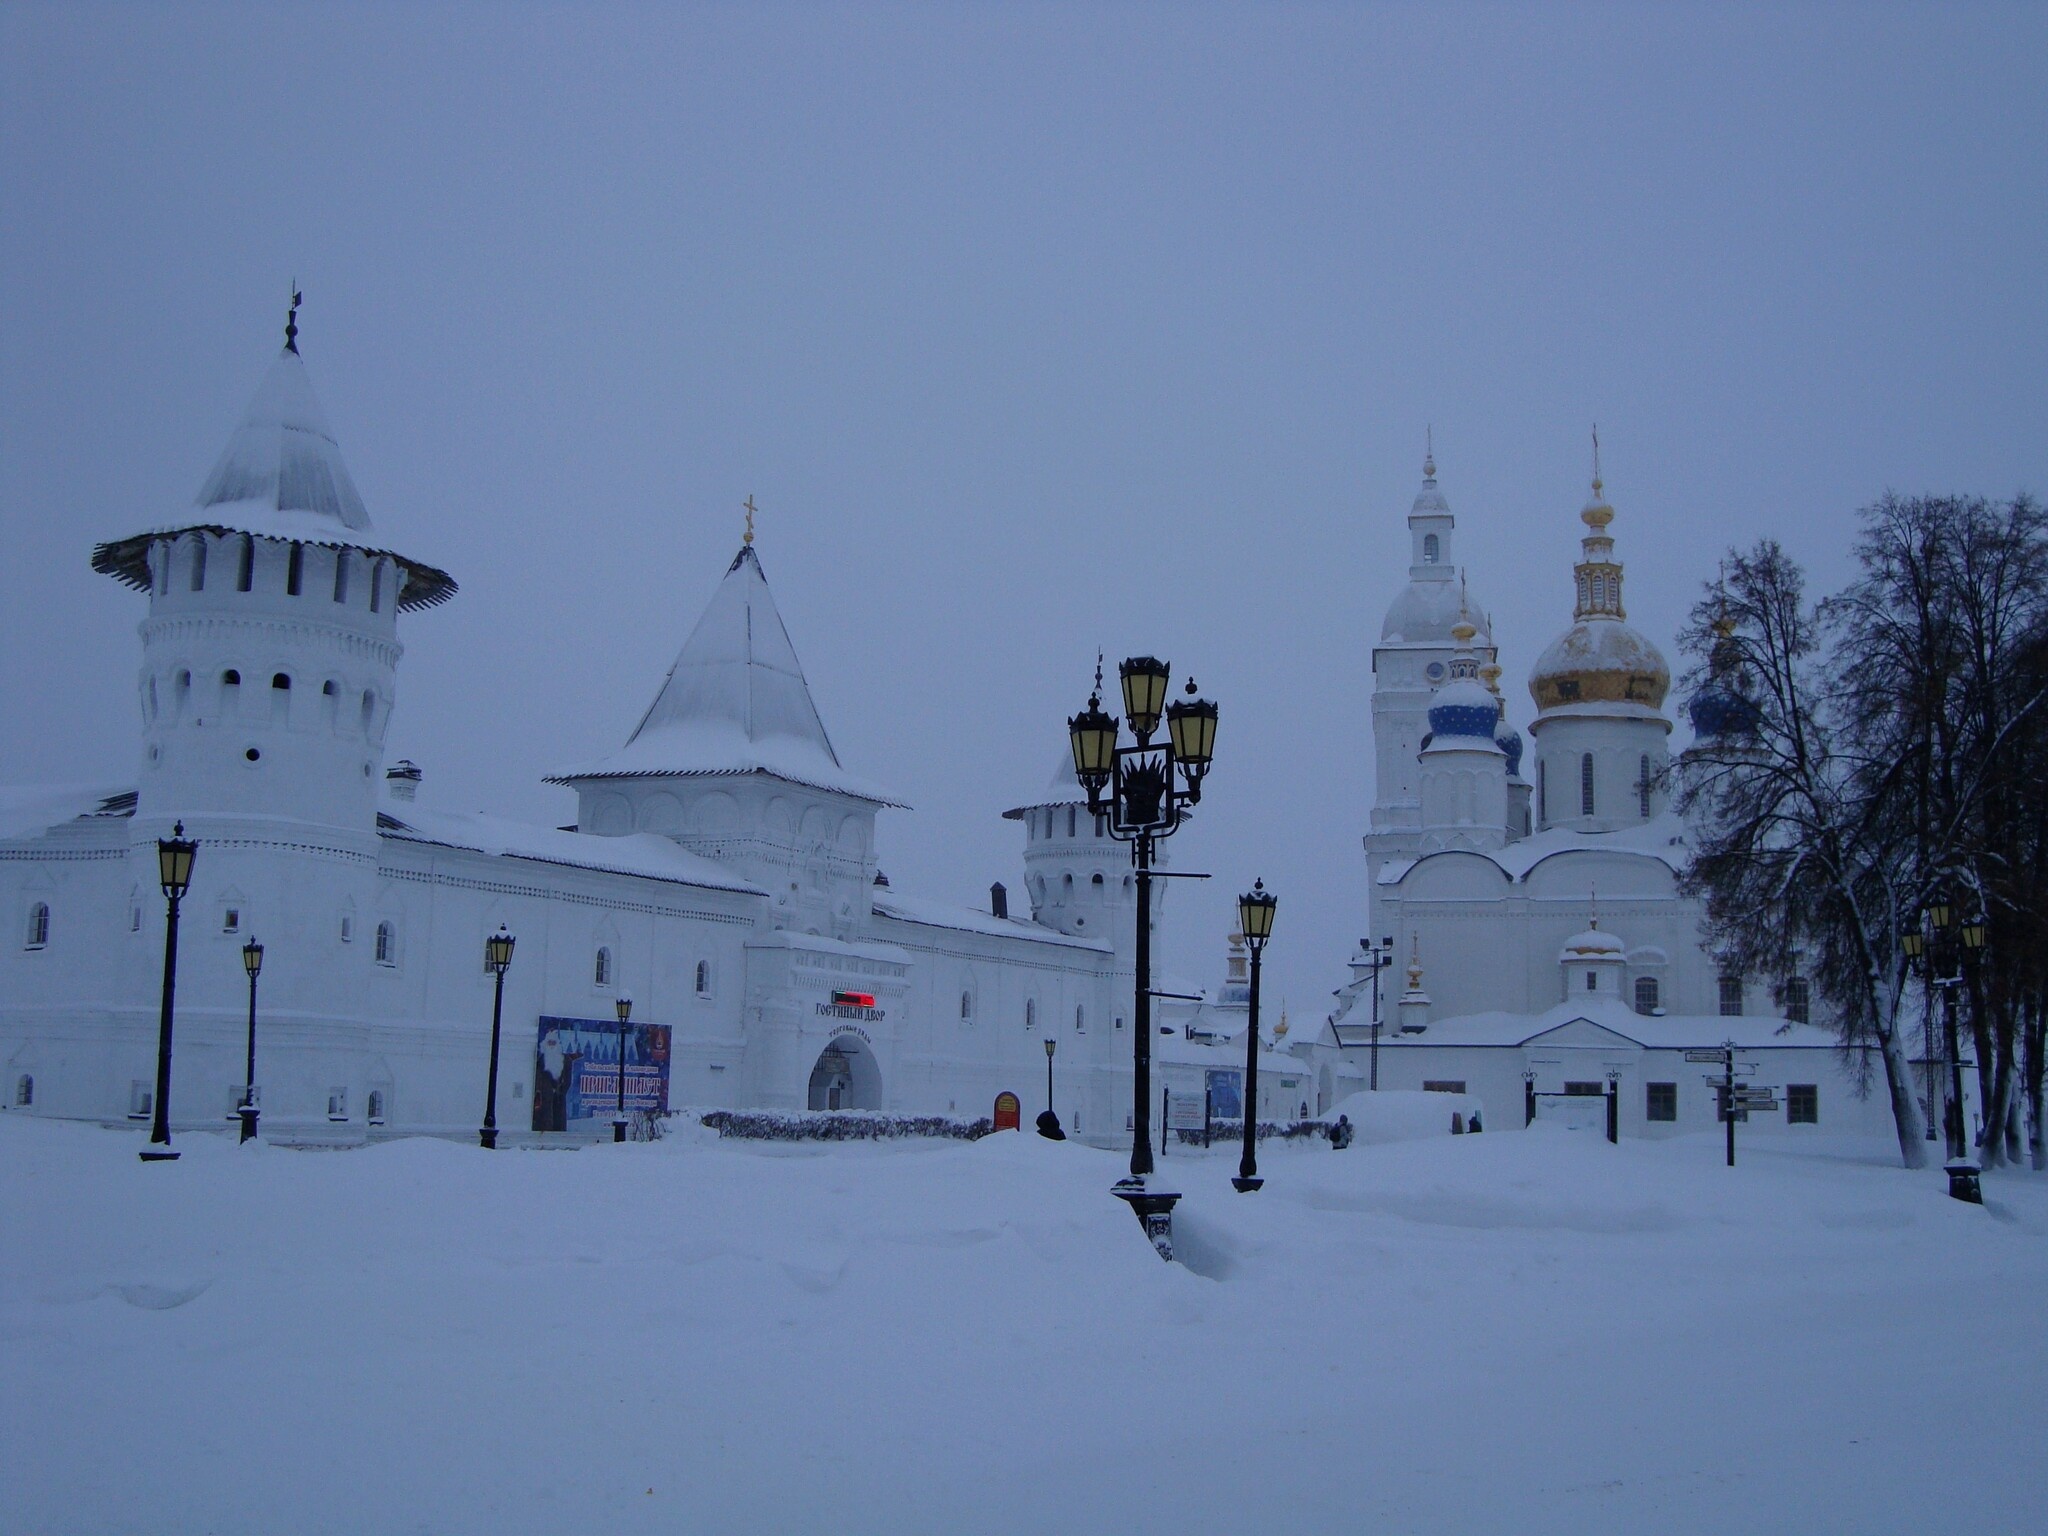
832, 990, 876, 1008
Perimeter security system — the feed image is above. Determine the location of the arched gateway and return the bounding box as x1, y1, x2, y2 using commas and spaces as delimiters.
807, 1034, 883, 1110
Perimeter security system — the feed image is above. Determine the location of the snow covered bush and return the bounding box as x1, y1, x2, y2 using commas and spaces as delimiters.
698, 1109, 995, 1142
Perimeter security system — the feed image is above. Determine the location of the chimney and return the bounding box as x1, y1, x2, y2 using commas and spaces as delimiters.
385, 759, 422, 803
990, 881, 1008, 919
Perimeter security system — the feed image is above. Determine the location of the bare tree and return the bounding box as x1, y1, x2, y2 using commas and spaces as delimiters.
1674, 542, 1929, 1166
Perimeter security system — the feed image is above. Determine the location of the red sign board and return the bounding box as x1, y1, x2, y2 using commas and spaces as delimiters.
993, 1091, 1021, 1131
832, 990, 876, 1008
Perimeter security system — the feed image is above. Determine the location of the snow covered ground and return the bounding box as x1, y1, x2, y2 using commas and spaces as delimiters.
4, 1105, 2043, 1535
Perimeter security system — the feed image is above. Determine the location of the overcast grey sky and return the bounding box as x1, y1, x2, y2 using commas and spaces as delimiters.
4, 2, 2043, 1015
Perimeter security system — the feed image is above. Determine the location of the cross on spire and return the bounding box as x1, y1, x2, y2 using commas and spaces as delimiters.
284, 284, 302, 354
742, 494, 757, 546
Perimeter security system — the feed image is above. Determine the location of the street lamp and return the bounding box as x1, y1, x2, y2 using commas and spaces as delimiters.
1068, 659, 1217, 1255
1040, 1036, 1061, 1139
613, 994, 632, 1143
1902, 893, 1989, 1200
1233, 879, 1276, 1193
1363, 936, 1394, 1090
239, 937, 264, 1144
479, 925, 516, 1149
142, 822, 197, 1162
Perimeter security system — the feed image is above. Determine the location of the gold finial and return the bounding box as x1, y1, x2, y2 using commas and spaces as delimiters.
1423, 425, 1436, 480
1406, 934, 1424, 992
742, 494, 757, 546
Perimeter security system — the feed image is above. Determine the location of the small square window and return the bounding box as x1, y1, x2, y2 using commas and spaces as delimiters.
1787, 1084, 1818, 1124
222, 908, 240, 934
128, 1081, 153, 1119
327, 1087, 348, 1122
340, 916, 353, 943
1646, 1082, 1677, 1122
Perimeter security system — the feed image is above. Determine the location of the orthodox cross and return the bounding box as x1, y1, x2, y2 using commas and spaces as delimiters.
743, 495, 757, 546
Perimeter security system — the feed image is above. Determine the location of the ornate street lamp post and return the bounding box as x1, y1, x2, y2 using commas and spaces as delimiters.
239, 937, 264, 1144
1233, 879, 1276, 1193
1068, 657, 1217, 1256
1903, 894, 1990, 1201
613, 994, 633, 1143
479, 925, 516, 1149
142, 822, 197, 1162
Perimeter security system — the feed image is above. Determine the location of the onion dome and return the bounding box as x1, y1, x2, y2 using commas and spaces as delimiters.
1528, 467, 1669, 714
1560, 925, 1625, 960
1477, 657, 1523, 774
1685, 611, 1761, 740
1427, 611, 1504, 742
1428, 678, 1501, 741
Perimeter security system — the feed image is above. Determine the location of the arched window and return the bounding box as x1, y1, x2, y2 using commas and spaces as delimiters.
1634, 976, 1660, 1015
1536, 760, 1546, 826
272, 672, 290, 692
1639, 754, 1652, 818
286, 543, 304, 596
14, 1073, 31, 1107
360, 690, 376, 734
367, 1089, 386, 1125
332, 551, 350, 604
594, 946, 613, 987
695, 960, 711, 995
1423, 533, 1440, 563
26, 902, 50, 949
374, 921, 395, 966
1718, 974, 1743, 1016
1585, 970, 1598, 991
960, 991, 974, 1021
222, 668, 241, 690
369, 560, 384, 613
189, 538, 207, 591
1075, 1004, 1085, 1033
1091, 872, 1104, 891
1062, 873, 1074, 898
1580, 753, 1595, 816
1067, 805, 1076, 837
236, 535, 254, 592
1024, 999, 1036, 1031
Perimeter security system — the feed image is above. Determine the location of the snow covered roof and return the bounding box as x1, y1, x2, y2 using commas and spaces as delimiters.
1377, 809, 1691, 885
873, 891, 1111, 952
92, 346, 455, 610
377, 803, 763, 895
1561, 927, 1625, 958
0, 784, 133, 842
548, 545, 905, 807
1003, 750, 1089, 817
1373, 996, 1836, 1051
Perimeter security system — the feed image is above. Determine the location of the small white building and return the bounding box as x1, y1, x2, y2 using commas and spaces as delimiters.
0, 322, 1164, 1145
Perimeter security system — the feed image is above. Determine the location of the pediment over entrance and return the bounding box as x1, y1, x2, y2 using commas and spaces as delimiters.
1524, 1016, 1643, 1050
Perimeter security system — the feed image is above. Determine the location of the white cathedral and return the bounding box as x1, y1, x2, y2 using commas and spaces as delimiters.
1290, 451, 1891, 1141
0, 321, 1888, 1147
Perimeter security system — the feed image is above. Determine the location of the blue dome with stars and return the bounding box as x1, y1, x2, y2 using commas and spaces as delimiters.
1428, 678, 1502, 743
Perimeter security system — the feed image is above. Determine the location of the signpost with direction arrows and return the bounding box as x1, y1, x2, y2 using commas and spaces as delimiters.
1685, 1042, 1779, 1166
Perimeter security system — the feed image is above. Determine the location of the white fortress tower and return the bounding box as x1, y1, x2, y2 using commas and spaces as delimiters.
1003, 754, 1147, 950
1366, 449, 1496, 904
1525, 463, 1673, 834
92, 307, 455, 838
549, 536, 902, 944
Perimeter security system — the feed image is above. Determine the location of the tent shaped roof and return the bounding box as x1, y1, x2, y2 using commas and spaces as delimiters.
93, 341, 455, 610
550, 545, 904, 807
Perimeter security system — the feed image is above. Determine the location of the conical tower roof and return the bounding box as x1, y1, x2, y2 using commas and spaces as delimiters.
550, 544, 904, 806
93, 322, 454, 608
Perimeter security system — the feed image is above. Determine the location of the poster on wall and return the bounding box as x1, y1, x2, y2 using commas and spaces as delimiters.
1205, 1068, 1244, 1121
532, 1015, 671, 1132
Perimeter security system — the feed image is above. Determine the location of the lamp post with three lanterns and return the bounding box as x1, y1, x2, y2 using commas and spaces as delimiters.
1068, 657, 1217, 1255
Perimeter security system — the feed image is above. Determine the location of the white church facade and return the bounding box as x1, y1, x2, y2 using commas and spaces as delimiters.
1296, 452, 1894, 1142
0, 325, 1149, 1145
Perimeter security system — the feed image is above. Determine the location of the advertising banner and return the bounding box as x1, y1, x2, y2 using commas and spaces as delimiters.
532, 1015, 671, 1132
1205, 1068, 1244, 1121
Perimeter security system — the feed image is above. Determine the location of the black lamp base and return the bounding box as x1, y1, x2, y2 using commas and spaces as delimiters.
1231, 1175, 1263, 1193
